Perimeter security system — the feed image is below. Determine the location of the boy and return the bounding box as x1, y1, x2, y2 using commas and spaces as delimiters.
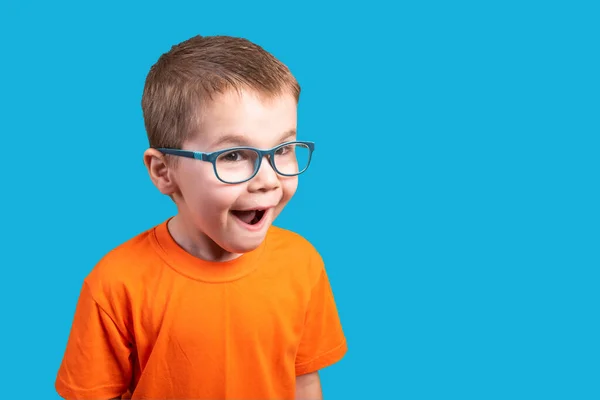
54, 35, 347, 399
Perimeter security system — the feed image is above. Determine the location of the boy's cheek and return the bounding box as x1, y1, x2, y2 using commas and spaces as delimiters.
281, 178, 299, 201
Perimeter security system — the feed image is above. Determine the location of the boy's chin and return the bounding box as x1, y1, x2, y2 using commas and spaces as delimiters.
223, 234, 267, 255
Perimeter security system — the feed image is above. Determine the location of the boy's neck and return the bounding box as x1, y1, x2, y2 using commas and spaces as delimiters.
167, 215, 242, 263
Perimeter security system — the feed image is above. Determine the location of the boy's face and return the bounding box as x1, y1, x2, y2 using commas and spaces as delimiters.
147, 89, 299, 260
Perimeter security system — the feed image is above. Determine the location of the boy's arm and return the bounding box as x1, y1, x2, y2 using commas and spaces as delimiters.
295, 371, 322, 400
55, 281, 133, 399
295, 253, 347, 394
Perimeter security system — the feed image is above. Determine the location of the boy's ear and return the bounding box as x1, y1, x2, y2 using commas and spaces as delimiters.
143, 148, 178, 196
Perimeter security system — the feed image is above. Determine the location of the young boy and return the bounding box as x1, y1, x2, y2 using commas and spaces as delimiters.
54, 35, 347, 399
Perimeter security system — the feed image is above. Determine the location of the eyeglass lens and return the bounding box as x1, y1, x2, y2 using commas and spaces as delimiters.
215, 143, 311, 183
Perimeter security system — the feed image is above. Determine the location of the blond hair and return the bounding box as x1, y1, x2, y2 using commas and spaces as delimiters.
142, 35, 300, 151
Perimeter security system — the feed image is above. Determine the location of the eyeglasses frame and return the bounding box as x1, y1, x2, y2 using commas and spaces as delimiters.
155, 140, 315, 184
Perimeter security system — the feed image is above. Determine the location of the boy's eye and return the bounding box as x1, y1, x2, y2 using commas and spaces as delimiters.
275, 145, 292, 156
221, 151, 242, 162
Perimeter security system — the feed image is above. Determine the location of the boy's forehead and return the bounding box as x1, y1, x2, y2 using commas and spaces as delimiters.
192, 89, 298, 150
209, 128, 297, 149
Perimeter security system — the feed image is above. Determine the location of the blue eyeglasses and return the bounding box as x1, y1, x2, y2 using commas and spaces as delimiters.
156, 141, 315, 184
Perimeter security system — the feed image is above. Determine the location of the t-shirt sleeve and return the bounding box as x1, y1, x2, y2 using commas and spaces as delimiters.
55, 281, 133, 399
295, 256, 347, 376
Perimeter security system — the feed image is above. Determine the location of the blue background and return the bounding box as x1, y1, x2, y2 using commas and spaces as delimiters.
1, 1, 598, 398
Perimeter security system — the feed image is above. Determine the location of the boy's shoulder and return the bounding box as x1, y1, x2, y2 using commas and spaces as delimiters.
267, 224, 317, 248
265, 225, 326, 280
266, 225, 323, 260
84, 222, 162, 288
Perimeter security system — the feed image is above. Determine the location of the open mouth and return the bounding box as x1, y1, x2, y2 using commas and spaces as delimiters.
231, 209, 267, 226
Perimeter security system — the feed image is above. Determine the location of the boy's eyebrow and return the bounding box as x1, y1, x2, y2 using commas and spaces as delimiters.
210, 129, 297, 149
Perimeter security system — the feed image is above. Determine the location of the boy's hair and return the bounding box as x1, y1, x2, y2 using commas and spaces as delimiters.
141, 35, 301, 153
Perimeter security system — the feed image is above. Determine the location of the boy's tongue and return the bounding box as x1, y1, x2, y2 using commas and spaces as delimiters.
233, 210, 256, 224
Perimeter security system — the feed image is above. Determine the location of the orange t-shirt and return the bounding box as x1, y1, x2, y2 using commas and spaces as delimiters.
55, 219, 347, 399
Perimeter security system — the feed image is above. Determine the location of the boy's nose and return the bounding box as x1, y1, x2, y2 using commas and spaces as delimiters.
248, 156, 279, 191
